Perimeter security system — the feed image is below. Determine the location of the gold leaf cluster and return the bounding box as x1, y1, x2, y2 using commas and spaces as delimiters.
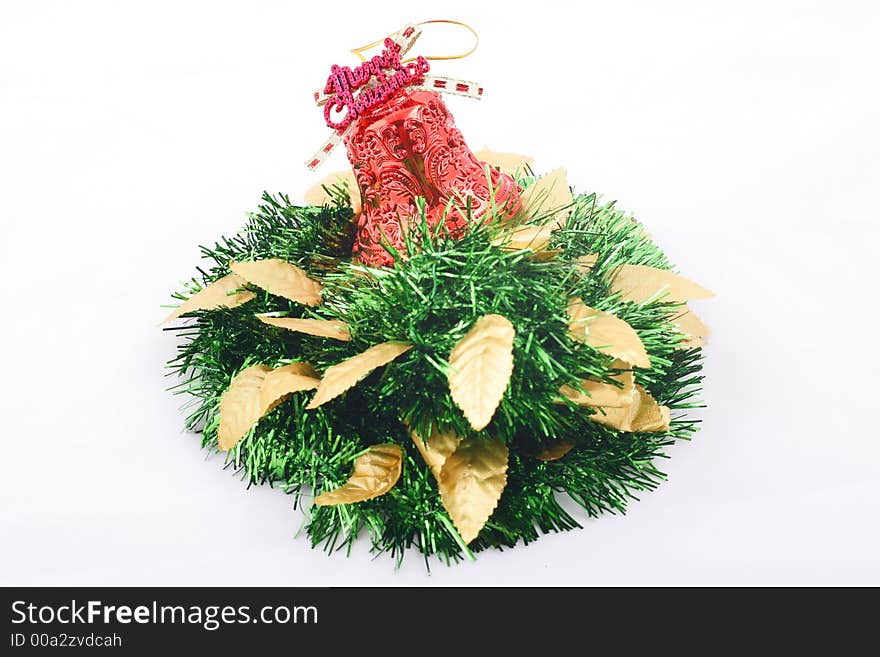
164, 155, 713, 545
576, 256, 713, 349
162, 259, 325, 323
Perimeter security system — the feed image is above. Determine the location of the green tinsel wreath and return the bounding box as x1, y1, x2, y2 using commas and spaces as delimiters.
164, 172, 707, 566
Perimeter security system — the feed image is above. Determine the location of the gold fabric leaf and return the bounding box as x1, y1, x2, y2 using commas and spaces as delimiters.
558, 364, 635, 408
259, 362, 320, 413
162, 274, 255, 323
217, 365, 272, 451
438, 437, 509, 544
475, 148, 534, 175
258, 315, 351, 341
567, 298, 650, 368
410, 425, 462, 481
536, 441, 574, 461
575, 254, 599, 270
627, 387, 668, 432
304, 169, 361, 215
218, 363, 320, 451
641, 404, 672, 433
672, 306, 711, 348
518, 168, 573, 227
491, 224, 556, 259
588, 384, 670, 433
448, 314, 516, 431
306, 342, 413, 409
575, 257, 713, 304
608, 264, 713, 304
230, 259, 323, 307
313, 444, 403, 506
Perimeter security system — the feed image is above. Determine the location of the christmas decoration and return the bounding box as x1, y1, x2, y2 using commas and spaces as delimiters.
163, 21, 712, 565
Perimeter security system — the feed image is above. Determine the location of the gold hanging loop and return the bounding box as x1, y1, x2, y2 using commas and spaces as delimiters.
350, 19, 479, 63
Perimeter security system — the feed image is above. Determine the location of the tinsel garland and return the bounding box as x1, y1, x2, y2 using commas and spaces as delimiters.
163, 164, 710, 565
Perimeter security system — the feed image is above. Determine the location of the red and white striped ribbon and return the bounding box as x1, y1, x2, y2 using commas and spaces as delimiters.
414, 76, 483, 100
305, 128, 347, 172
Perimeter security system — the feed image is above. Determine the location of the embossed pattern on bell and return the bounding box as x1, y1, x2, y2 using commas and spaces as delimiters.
344, 90, 522, 267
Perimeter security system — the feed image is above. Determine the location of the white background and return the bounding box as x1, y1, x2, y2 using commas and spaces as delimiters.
2, 0, 878, 586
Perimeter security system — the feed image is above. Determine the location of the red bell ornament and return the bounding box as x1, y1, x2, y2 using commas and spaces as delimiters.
309, 29, 522, 267
343, 89, 522, 267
